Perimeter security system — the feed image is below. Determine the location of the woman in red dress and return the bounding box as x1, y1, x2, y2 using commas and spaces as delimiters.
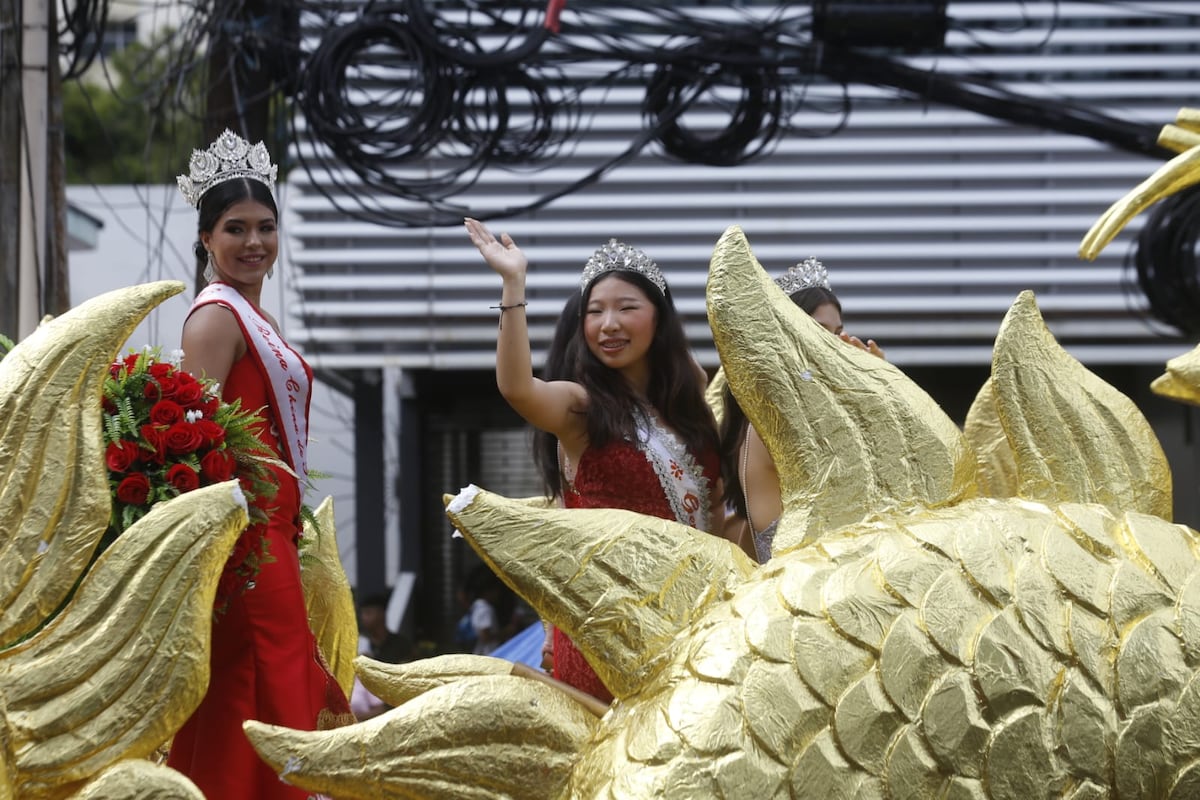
167, 130, 352, 799
465, 218, 722, 702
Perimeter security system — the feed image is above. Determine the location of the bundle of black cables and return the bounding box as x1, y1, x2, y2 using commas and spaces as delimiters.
1135, 186, 1200, 336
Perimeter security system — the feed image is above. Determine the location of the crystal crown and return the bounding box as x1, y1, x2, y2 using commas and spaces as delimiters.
177, 129, 278, 209
774, 256, 831, 295
579, 239, 667, 297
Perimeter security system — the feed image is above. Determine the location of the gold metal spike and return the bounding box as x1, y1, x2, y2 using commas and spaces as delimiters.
991, 291, 1172, 519
1151, 343, 1200, 407
300, 496, 358, 698
444, 485, 755, 699
357, 654, 611, 718
67, 760, 204, 800
2, 482, 248, 798
0, 282, 185, 646
1079, 107, 1200, 260
706, 225, 977, 554
963, 377, 1019, 498
244, 674, 599, 800
356, 653, 513, 707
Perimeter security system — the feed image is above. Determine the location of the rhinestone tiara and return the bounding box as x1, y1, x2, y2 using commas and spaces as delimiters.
579, 238, 667, 297
774, 256, 831, 296
176, 129, 278, 209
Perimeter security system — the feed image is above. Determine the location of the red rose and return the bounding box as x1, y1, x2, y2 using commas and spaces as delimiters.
174, 380, 204, 406
195, 418, 227, 448
155, 375, 179, 400
166, 463, 200, 493
150, 399, 184, 426
148, 362, 173, 378
164, 422, 205, 455
102, 396, 118, 414
123, 353, 140, 370
199, 396, 220, 417
105, 440, 140, 472
140, 424, 166, 451
200, 448, 237, 481
115, 472, 151, 505
138, 424, 166, 464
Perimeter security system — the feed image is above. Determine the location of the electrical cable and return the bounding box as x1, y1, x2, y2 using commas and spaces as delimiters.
1135, 186, 1200, 336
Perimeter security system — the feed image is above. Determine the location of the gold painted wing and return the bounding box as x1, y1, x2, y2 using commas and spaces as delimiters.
67, 760, 204, 800
445, 486, 755, 699
992, 291, 1172, 519
1151, 343, 1200, 407
963, 377, 1018, 499
0, 282, 184, 645
300, 496, 358, 698
707, 225, 978, 555
244, 674, 599, 800
1, 483, 248, 799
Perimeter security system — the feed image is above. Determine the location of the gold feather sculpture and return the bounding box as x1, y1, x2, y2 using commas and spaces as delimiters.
300, 496, 359, 698
243, 226, 1200, 799
0, 283, 250, 799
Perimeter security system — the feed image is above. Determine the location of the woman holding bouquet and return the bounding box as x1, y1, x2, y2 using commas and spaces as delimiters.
167, 130, 353, 799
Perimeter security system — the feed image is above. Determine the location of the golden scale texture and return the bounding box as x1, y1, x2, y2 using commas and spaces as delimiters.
242, 221, 1200, 800
0, 284, 250, 799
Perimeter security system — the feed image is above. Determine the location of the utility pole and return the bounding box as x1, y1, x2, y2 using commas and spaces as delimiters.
16, 0, 50, 338
45, 0, 69, 319
0, 1, 22, 337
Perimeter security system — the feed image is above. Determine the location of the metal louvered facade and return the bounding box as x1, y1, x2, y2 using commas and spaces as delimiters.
285, 2, 1200, 372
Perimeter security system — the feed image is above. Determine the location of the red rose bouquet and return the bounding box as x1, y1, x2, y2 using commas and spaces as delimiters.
102, 347, 280, 603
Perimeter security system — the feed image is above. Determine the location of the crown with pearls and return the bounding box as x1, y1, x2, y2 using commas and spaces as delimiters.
774, 256, 831, 295
176, 129, 278, 209
579, 238, 667, 296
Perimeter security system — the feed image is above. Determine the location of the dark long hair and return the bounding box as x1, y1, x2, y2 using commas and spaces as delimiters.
533, 271, 718, 499
192, 178, 279, 273
719, 286, 841, 517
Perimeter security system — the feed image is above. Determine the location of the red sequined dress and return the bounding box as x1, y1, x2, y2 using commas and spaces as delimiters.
167, 303, 353, 800
554, 416, 718, 702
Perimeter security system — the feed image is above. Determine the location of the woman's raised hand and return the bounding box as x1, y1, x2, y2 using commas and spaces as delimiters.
465, 217, 527, 280
840, 332, 886, 360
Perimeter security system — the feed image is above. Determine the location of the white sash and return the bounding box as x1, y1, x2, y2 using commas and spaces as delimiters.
633, 408, 711, 533
189, 283, 310, 495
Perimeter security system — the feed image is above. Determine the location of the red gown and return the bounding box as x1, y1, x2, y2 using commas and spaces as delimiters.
166, 354, 353, 799
554, 437, 719, 702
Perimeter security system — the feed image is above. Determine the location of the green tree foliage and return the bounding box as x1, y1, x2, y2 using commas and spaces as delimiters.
63, 36, 203, 185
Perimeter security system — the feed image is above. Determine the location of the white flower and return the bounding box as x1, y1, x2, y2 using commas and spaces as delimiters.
168, 348, 185, 367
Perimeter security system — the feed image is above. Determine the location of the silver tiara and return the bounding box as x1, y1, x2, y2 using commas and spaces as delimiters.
579, 238, 667, 296
774, 256, 831, 295
176, 129, 278, 209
